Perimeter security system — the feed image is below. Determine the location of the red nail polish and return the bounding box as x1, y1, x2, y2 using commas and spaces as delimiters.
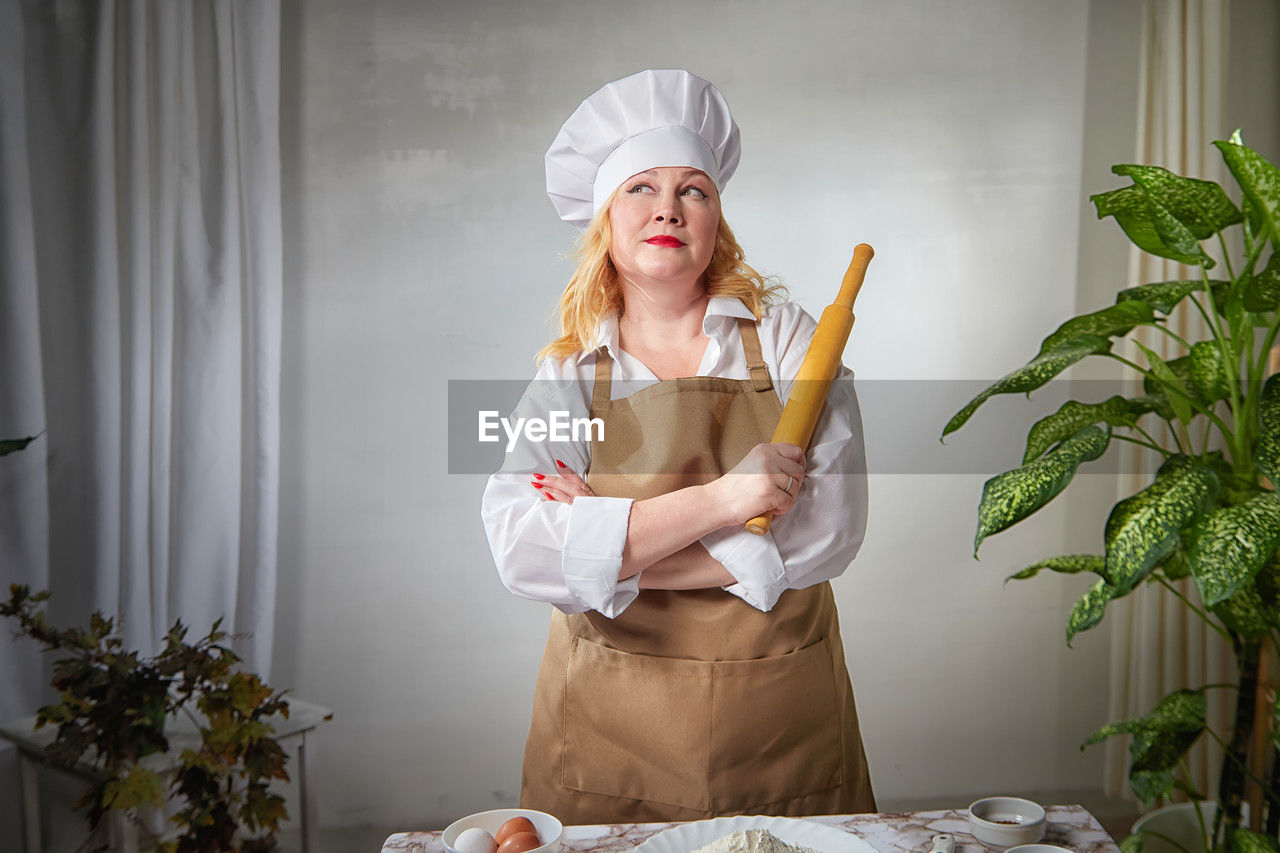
547, 494, 556, 501
533, 473, 545, 480
556, 459, 566, 468
531, 482, 543, 489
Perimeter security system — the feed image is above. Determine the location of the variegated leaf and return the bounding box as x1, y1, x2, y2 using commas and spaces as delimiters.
1129, 763, 1177, 806
1256, 373, 1280, 487
1187, 341, 1233, 403
1109, 710, 1205, 806
1095, 185, 1213, 266
1211, 581, 1273, 639
1006, 554, 1104, 583
1093, 184, 1214, 267
1135, 341, 1195, 424
975, 425, 1111, 554
1228, 827, 1280, 853
1215, 138, 1280, 251
1130, 728, 1202, 774
1187, 494, 1280, 606
943, 335, 1110, 438
1082, 689, 1207, 747
1118, 279, 1231, 314
1023, 397, 1138, 463
1118, 834, 1143, 853
1067, 578, 1115, 644
1243, 252, 1280, 311
1104, 456, 1221, 592
1117, 692, 1206, 806
1150, 198, 1214, 264
1037, 301, 1156, 357
1113, 164, 1243, 237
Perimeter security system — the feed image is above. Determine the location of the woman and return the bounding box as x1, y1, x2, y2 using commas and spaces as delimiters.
481, 69, 874, 823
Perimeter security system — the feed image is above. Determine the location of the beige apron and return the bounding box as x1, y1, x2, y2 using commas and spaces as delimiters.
520, 317, 875, 823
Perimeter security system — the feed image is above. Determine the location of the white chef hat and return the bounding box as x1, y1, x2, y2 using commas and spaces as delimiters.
545, 69, 741, 230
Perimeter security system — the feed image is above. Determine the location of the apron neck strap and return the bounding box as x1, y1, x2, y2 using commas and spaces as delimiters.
591, 346, 613, 409
736, 317, 773, 392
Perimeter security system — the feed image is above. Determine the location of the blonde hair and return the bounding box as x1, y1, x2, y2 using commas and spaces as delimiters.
537, 194, 787, 364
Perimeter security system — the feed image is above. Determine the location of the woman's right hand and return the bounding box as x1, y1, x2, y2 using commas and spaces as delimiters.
705, 442, 807, 526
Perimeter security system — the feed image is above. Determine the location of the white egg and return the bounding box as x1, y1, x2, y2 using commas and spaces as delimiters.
455, 827, 498, 853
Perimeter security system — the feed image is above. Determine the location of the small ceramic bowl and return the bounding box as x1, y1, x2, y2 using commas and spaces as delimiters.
968, 797, 1047, 848
443, 808, 563, 853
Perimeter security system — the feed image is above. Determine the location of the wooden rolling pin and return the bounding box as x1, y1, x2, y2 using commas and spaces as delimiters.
746, 243, 874, 535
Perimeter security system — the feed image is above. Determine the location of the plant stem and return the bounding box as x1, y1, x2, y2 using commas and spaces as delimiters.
1104, 352, 1236, 443
1154, 575, 1233, 642
1139, 828, 1195, 853
1218, 233, 1239, 279
1218, 232, 1238, 282
1242, 222, 1272, 280
1113, 433, 1174, 456
1202, 270, 1253, 481
1267, 743, 1280, 835
1204, 725, 1274, 802
1192, 289, 1246, 458
1189, 779, 1210, 853
1168, 419, 1190, 455
1109, 351, 1160, 380
1214, 638, 1261, 842
1252, 311, 1280, 401
1153, 322, 1196, 353
1190, 292, 1223, 344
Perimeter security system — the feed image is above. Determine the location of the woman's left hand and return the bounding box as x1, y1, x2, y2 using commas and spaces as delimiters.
531, 460, 596, 504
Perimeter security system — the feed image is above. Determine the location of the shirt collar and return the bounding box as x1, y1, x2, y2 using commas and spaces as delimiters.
578, 296, 756, 364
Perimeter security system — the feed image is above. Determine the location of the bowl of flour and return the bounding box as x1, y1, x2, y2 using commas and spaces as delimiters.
634, 815, 874, 853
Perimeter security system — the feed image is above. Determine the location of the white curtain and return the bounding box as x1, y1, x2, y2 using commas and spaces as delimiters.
1105, 0, 1234, 804
0, 0, 282, 810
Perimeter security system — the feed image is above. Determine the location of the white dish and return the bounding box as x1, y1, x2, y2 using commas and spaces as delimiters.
442, 808, 562, 853
633, 815, 874, 853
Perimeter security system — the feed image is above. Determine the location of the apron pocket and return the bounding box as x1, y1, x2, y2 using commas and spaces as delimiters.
708, 636, 843, 811
562, 635, 713, 811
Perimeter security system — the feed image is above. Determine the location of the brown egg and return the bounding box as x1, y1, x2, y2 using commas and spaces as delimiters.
497, 831, 542, 853
494, 818, 538, 847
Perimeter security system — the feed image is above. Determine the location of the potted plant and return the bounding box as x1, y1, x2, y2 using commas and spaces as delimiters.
943, 130, 1280, 853
1, 584, 292, 852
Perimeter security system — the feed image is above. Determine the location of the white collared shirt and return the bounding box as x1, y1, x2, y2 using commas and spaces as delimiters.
479, 296, 867, 616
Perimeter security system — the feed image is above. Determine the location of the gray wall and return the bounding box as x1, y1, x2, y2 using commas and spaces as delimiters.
272, 0, 1280, 835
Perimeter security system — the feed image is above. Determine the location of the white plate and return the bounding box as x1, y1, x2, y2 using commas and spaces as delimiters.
633, 815, 875, 853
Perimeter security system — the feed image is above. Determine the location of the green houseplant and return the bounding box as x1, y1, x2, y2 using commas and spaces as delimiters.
1, 583, 292, 852
943, 131, 1280, 853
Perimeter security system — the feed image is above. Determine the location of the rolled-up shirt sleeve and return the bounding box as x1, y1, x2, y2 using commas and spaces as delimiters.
480, 356, 640, 617
703, 303, 869, 612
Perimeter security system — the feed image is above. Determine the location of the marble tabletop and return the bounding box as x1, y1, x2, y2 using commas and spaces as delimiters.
382, 804, 1119, 853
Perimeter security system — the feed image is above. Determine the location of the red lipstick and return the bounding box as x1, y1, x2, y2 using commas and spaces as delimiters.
646, 236, 685, 247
